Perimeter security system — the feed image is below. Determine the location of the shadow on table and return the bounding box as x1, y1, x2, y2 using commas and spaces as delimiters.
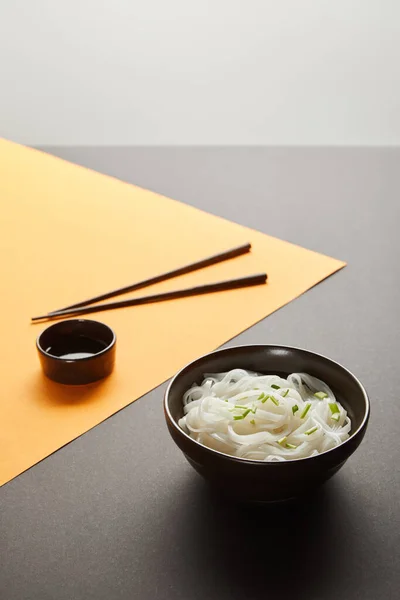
31, 372, 111, 406
165, 476, 365, 600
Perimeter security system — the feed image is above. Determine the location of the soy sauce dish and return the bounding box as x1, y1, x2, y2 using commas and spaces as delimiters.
37, 319, 116, 385
164, 345, 370, 503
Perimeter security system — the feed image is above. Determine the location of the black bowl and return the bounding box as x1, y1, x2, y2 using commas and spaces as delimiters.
37, 319, 116, 385
164, 345, 370, 502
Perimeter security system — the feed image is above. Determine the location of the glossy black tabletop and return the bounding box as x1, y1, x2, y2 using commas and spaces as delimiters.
1, 147, 399, 600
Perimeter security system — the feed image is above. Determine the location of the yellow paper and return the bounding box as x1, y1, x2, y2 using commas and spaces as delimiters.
0, 139, 345, 486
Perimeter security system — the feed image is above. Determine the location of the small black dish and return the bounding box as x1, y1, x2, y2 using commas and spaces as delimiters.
37, 319, 116, 385
164, 345, 370, 503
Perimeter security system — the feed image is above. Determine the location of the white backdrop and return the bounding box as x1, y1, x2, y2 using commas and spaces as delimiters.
0, 0, 399, 145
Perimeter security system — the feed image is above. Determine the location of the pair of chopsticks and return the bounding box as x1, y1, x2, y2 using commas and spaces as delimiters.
31, 243, 267, 322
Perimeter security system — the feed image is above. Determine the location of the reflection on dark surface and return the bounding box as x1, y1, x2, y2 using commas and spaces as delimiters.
186, 484, 336, 598
149, 475, 367, 600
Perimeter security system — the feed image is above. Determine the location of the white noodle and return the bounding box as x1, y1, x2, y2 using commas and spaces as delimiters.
179, 370, 351, 461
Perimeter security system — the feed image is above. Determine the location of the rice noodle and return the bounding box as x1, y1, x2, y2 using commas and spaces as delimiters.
179, 370, 351, 461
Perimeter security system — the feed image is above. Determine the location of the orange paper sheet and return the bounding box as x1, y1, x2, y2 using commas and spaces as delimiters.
0, 139, 345, 486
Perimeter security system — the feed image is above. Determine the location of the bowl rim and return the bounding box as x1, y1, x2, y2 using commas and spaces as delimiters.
36, 318, 116, 363
164, 344, 370, 466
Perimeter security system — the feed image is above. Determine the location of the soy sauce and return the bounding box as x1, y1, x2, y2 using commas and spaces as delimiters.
45, 335, 108, 360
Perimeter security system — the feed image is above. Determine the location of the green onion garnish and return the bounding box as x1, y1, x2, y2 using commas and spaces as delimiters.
292, 404, 299, 415
314, 391, 328, 400
329, 403, 340, 421
261, 394, 279, 406
282, 389, 289, 398
300, 403, 311, 419
278, 436, 287, 445
305, 426, 318, 435
285, 443, 297, 449
235, 405, 249, 409
258, 392, 265, 401
271, 384, 280, 390
234, 408, 252, 420
224, 399, 229, 402
250, 419, 256, 425
251, 406, 257, 414
269, 395, 279, 406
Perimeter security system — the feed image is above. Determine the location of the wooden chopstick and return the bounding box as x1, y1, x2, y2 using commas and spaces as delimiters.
31, 273, 267, 322
47, 242, 252, 315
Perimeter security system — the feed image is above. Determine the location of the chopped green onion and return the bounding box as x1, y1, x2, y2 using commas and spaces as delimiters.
251, 406, 257, 414
261, 394, 279, 406
285, 443, 297, 449
292, 404, 299, 415
250, 419, 256, 425
282, 389, 289, 398
234, 408, 251, 420
300, 403, 311, 419
305, 426, 318, 435
235, 405, 249, 409
269, 395, 279, 406
258, 392, 265, 401
329, 403, 340, 421
271, 384, 280, 390
278, 436, 287, 445
224, 399, 229, 402
314, 391, 328, 400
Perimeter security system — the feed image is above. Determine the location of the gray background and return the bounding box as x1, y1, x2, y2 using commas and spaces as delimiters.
0, 147, 398, 600
0, 1, 400, 145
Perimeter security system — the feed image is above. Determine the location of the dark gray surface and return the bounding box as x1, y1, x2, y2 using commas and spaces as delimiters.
1, 147, 399, 600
